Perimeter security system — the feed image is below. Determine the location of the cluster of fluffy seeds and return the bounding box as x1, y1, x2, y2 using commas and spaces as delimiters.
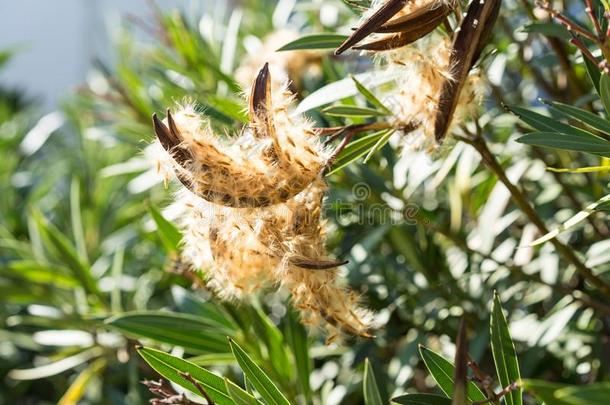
380, 36, 483, 151
152, 67, 375, 339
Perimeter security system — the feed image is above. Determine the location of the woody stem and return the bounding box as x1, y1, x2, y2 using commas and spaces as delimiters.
456, 134, 610, 297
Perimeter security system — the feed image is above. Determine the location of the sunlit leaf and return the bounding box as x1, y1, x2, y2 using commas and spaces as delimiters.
364, 358, 384, 405
229, 338, 290, 405
490, 292, 522, 405
137, 347, 233, 405
106, 311, 231, 353
277, 34, 348, 51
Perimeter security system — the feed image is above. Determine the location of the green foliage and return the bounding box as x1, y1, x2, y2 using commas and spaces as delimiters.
1, 0, 610, 403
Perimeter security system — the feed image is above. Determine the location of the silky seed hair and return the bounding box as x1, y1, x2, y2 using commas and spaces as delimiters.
175, 176, 375, 337
379, 36, 483, 151
153, 79, 330, 208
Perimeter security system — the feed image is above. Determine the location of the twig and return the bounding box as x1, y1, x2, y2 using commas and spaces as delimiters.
467, 356, 497, 403
179, 372, 215, 405
456, 134, 610, 297
472, 382, 520, 405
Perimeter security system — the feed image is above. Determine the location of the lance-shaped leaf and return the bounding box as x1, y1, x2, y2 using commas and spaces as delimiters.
434, 0, 501, 142
335, 0, 408, 55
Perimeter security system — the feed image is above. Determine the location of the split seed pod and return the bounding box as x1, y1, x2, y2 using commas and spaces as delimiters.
434, 0, 501, 142
153, 64, 329, 208
335, 0, 452, 54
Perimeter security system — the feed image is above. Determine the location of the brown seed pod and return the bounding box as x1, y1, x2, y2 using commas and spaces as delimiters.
375, 1, 451, 33
353, 6, 449, 51
335, 0, 409, 55
434, 0, 501, 143
152, 65, 329, 208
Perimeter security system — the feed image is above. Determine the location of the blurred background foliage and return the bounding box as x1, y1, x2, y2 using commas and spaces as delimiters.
0, 0, 609, 403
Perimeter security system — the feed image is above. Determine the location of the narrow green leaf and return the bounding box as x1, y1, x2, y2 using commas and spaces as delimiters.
148, 205, 182, 253
364, 358, 383, 405
225, 378, 261, 405
490, 292, 522, 405
530, 193, 610, 246
251, 305, 292, 382
584, 55, 601, 94
106, 311, 231, 353
546, 100, 610, 135
600, 74, 610, 116
229, 338, 290, 405
520, 22, 571, 39
521, 379, 572, 405
285, 309, 312, 403
351, 75, 391, 114
136, 347, 233, 405
322, 105, 388, 117
30, 209, 100, 298
392, 393, 452, 405
69, 177, 88, 265
327, 130, 390, 175
363, 129, 395, 163
510, 106, 598, 137
277, 34, 348, 51
555, 382, 610, 405
516, 132, 610, 158
419, 346, 486, 402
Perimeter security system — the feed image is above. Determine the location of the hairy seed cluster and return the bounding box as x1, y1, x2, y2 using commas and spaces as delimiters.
152, 65, 375, 339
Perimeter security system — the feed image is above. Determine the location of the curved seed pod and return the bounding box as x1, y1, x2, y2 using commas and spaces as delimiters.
353, 11, 446, 51
153, 65, 329, 208
335, 0, 408, 55
434, 0, 501, 143
375, 1, 451, 33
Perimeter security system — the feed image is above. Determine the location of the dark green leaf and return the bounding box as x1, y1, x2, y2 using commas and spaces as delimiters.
490, 292, 522, 405
521, 379, 572, 405
392, 393, 452, 405
419, 346, 486, 401
137, 347, 233, 405
510, 106, 597, 137
148, 204, 182, 253
520, 22, 571, 39
516, 132, 610, 158
106, 311, 231, 353
229, 338, 290, 405
584, 55, 601, 94
364, 358, 383, 405
277, 34, 348, 51
225, 378, 261, 405
285, 308, 312, 403
600, 74, 610, 116
351, 76, 391, 114
546, 100, 610, 135
556, 382, 610, 404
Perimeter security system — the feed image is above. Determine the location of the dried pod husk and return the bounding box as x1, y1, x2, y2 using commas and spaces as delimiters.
335, 0, 408, 55
434, 0, 501, 142
336, 0, 452, 54
353, 0, 451, 51
153, 68, 329, 208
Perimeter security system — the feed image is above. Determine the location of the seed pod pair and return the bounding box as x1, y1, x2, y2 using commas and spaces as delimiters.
335, 0, 453, 54
153, 66, 374, 337
153, 64, 329, 208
